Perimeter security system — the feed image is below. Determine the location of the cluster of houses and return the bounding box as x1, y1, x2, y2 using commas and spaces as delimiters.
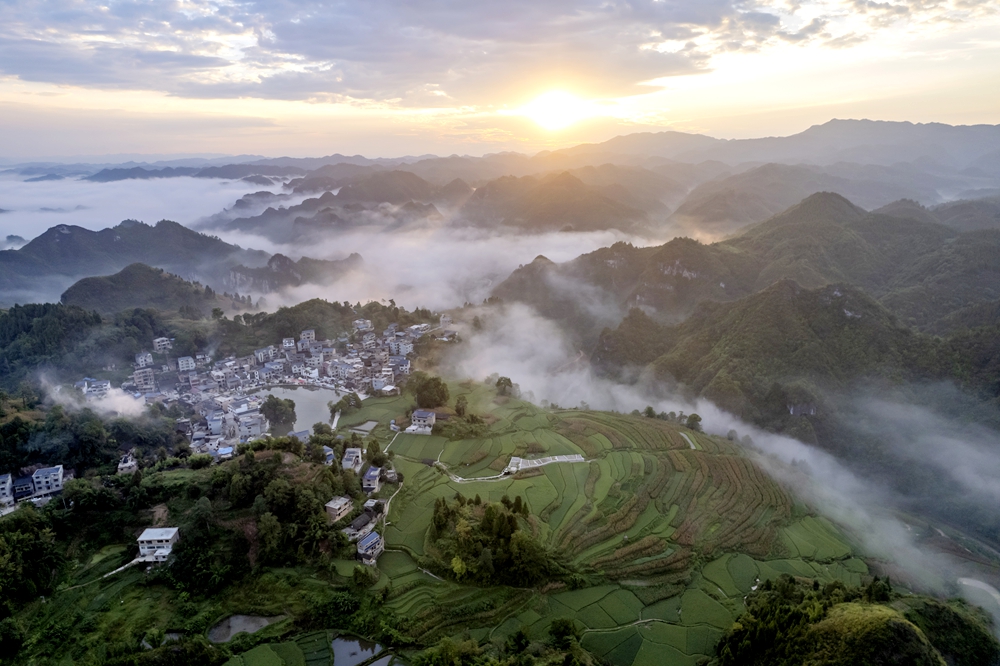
0, 464, 67, 507
109, 319, 433, 408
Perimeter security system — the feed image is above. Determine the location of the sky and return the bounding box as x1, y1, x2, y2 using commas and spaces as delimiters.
0, 0, 998, 158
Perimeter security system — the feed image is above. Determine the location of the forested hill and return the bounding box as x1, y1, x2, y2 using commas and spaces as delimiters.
0, 219, 269, 304
492, 191, 1000, 341
60, 263, 223, 316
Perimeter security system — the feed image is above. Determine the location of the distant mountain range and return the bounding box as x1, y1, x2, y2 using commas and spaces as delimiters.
0, 219, 368, 306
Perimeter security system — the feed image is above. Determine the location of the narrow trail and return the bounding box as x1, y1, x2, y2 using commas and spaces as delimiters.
680, 433, 697, 450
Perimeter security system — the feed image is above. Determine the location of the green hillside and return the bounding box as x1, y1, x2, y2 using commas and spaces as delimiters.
492, 191, 1000, 336
60, 263, 221, 316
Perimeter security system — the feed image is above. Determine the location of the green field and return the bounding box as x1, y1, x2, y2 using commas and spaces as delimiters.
358, 386, 869, 664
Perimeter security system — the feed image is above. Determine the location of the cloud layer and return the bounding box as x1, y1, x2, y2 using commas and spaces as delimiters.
1, 0, 989, 106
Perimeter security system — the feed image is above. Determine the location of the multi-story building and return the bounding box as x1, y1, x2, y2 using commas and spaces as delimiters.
342, 448, 363, 474
0, 473, 12, 505
153, 337, 173, 353
138, 527, 180, 562
357, 531, 384, 565
363, 466, 382, 494
325, 496, 353, 523
135, 352, 154, 368
31, 465, 64, 496
133, 367, 156, 392
177, 356, 196, 372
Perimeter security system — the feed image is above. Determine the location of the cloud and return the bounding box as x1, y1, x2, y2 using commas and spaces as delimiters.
0, 0, 986, 105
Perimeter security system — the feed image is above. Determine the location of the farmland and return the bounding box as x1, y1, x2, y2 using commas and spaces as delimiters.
365, 381, 867, 664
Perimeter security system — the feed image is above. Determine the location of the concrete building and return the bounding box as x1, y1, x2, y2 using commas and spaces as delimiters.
177, 356, 196, 372
0, 473, 11, 505
135, 351, 154, 368
363, 466, 382, 494
342, 448, 363, 474
137, 527, 180, 562
325, 496, 353, 523
153, 337, 173, 353
357, 531, 384, 565
32, 465, 64, 496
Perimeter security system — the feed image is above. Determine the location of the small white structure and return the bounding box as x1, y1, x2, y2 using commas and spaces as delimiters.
117, 453, 138, 475
353, 319, 373, 331
153, 337, 173, 353
138, 527, 180, 562
282, 337, 296, 350
135, 351, 154, 368
325, 496, 353, 523
177, 356, 196, 372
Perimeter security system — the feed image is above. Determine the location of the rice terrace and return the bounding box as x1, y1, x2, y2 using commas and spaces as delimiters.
344, 382, 866, 665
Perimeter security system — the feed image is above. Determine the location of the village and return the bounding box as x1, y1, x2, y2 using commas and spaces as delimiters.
2, 312, 457, 570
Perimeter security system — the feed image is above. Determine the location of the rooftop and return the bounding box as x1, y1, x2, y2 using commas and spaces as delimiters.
138, 527, 179, 541
363, 466, 382, 480
412, 410, 434, 418
358, 531, 382, 549
32, 465, 62, 476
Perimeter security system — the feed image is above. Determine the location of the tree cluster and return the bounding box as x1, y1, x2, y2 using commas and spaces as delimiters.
424, 493, 570, 587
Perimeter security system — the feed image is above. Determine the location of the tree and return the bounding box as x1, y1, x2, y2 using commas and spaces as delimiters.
643, 405, 656, 418
416, 377, 449, 409
455, 395, 468, 417
261, 395, 296, 426
685, 413, 703, 432
258, 512, 282, 561
548, 618, 580, 650
211, 307, 224, 320
496, 376, 513, 396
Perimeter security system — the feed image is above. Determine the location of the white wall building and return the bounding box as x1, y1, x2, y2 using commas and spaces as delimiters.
135, 352, 154, 368
138, 527, 180, 562
153, 337, 173, 353
31, 465, 64, 496
177, 356, 196, 372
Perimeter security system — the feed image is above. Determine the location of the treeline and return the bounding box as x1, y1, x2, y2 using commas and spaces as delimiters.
423, 493, 574, 587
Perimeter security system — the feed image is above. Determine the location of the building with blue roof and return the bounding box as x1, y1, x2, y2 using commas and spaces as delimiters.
357, 531, 384, 565
362, 466, 382, 494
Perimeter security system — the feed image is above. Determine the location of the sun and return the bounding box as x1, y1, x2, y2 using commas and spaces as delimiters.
519, 91, 593, 131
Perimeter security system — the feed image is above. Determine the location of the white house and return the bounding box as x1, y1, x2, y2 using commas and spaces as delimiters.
357, 531, 384, 565
177, 356, 196, 372
153, 337, 172, 353
300, 329, 316, 342
406, 410, 436, 435
353, 319, 373, 331
135, 352, 154, 368
388, 340, 414, 356
138, 527, 180, 562
282, 337, 296, 350
342, 448, 363, 474
325, 496, 353, 523
239, 413, 269, 438
0, 474, 12, 505
32, 465, 64, 496
117, 453, 138, 475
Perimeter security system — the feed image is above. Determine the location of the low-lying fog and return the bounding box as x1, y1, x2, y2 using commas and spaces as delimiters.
0, 174, 267, 243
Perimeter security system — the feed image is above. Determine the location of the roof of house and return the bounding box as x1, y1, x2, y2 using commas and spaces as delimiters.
139, 527, 179, 541
412, 410, 434, 418
363, 466, 382, 481
290, 430, 311, 441
351, 513, 372, 530
32, 466, 62, 477
0, 473, 10, 483
326, 496, 351, 509
358, 531, 382, 549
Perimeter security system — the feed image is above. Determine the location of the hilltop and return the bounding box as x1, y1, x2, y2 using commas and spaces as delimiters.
60, 263, 223, 315
0, 220, 270, 305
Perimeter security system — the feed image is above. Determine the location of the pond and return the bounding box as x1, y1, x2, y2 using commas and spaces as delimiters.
253, 385, 341, 433
331, 636, 387, 666
207, 614, 286, 643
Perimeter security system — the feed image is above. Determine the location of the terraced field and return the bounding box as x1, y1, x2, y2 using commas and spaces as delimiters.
354, 384, 866, 664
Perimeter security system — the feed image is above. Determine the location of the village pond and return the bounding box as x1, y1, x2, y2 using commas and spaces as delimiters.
252, 385, 341, 434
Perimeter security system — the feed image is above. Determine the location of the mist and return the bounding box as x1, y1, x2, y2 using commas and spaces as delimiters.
0, 173, 265, 242
213, 224, 647, 312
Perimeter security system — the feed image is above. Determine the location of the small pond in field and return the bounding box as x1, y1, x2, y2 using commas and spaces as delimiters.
332, 636, 386, 666
207, 614, 285, 643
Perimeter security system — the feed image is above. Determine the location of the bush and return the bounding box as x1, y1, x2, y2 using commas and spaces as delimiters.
188, 454, 213, 469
